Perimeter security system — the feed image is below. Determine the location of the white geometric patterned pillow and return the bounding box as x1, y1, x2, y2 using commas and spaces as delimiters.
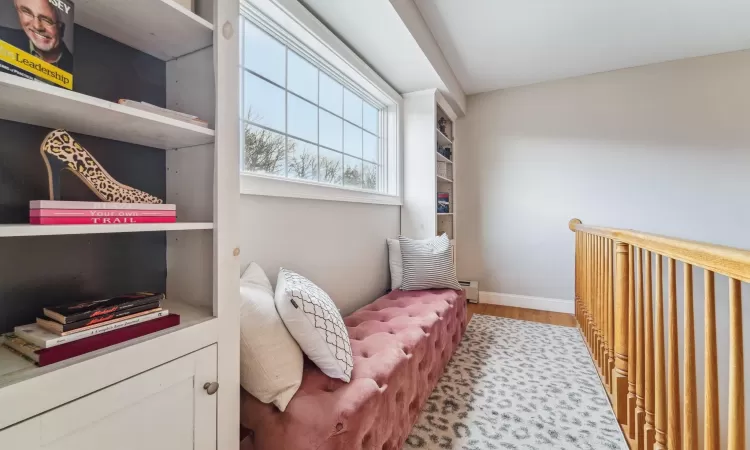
274, 269, 353, 382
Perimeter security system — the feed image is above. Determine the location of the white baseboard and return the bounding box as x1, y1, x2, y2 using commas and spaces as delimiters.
478, 292, 575, 314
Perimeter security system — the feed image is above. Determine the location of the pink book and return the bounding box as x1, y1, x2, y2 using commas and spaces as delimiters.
30, 217, 177, 225
30, 209, 176, 218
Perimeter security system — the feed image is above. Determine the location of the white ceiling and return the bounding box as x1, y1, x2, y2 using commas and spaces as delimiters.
415, 0, 750, 94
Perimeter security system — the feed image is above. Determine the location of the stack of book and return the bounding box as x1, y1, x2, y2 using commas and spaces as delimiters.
30, 201, 176, 225
1, 292, 180, 366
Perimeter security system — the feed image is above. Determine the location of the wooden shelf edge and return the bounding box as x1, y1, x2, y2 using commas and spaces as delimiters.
437, 128, 453, 145
0, 73, 215, 149
436, 152, 453, 164
0, 222, 214, 238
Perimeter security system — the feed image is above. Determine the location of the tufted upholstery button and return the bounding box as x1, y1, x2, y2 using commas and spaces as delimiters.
361, 352, 369, 358
335, 423, 344, 432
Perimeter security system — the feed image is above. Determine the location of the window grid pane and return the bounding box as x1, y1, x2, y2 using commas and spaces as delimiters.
242, 20, 384, 192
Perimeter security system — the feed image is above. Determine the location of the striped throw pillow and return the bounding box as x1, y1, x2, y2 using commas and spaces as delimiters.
399, 234, 461, 291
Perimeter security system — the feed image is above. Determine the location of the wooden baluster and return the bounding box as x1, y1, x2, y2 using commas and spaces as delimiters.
627, 245, 637, 437
576, 232, 581, 324
643, 250, 656, 450
599, 237, 606, 371
728, 278, 745, 450
576, 231, 585, 331
589, 236, 599, 367
612, 241, 630, 422
604, 238, 612, 387
683, 264, 697, 450
634, 247, 646, 449
654, 255, 667, 450
667, 258, 681, 450
573, 231, 579, 321
703, 271, 719, 450
599, 237, 605, 368
587, 234, 593, 345
607, 239, 616, 392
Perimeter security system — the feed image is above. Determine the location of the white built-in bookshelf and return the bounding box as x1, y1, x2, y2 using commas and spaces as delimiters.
0, 0, 239, 448
402, 89, 458, 261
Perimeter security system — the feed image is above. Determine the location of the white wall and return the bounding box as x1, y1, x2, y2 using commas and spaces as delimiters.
457, 50, 750, 299
456, 50, 750, 446
240, 195, 399, 315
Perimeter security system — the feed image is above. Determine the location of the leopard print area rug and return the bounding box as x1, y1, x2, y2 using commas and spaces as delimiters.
404, 315, 628, 450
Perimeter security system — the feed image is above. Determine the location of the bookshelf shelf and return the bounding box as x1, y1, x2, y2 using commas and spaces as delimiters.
437, 174, 454, 183
436, 152, 453, 164
437, 128, 453, 147
0, 0, 238, 443
0, 73, 215, 149
75, 0, 214, 61
0, 222, 214, 238
437, 213, 453, 216
0, 297, 216, 426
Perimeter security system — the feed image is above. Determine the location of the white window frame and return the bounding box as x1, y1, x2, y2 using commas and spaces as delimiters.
240, 0, 403, 206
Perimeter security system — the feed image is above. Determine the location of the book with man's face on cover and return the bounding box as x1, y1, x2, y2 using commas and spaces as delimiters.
0, 0, 74, 89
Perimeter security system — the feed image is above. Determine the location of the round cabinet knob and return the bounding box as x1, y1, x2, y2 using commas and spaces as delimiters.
203, 382, 219, 395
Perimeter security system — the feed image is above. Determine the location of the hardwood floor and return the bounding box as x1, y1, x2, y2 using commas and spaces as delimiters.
467, 302, 577, 327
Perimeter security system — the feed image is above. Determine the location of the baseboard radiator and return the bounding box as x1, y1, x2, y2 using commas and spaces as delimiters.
569, 218, 747, 450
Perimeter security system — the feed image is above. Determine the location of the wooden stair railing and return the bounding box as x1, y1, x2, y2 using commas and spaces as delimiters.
569, 219, 747, 450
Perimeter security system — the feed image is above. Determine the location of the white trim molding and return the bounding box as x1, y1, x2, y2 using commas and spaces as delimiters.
241, 172, 403, 206
479, 292, 575, 315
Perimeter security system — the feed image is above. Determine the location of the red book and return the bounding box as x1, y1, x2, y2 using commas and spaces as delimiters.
31, 209, 176, 218
36, 314, 181, 366
30, 216, 177, 225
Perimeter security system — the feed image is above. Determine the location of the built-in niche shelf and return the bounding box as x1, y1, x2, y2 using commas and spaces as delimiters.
75, 0, 213, 61
0, 73, 215, 149
403, 90, 458, 244
437, 128, 453, 147
0, 222, 214, 238
436, 152, 453, 164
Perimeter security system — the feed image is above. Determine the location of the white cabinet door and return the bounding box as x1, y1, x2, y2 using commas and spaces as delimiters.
0, 345, 217, 450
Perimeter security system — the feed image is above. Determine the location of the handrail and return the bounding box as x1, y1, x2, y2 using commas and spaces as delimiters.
569, 218, 750, 284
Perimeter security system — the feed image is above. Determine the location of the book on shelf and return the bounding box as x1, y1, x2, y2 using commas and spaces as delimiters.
31, 209, 176, 218
31, 216, 177, 225
437, 192, 450, 214
2, 333, 39, 364
15, 307, 163, 348
117, 100, 209, 128
30, 200, 176, 211
0, 0, 75, 90
38, 308, 165, 335
43, 292, 164, 324
3, 314, 180, 367
39, 302, 160, 333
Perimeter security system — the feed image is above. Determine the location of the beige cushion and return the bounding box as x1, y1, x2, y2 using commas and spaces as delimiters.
240, 262, 303, 411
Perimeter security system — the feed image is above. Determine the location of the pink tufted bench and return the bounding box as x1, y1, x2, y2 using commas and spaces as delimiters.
240, 288, 467, 450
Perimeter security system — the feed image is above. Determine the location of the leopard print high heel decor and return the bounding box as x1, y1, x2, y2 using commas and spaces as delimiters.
40, 130, 163, 204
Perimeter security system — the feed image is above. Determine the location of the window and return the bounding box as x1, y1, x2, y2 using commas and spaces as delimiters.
239, 5, 399, 201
